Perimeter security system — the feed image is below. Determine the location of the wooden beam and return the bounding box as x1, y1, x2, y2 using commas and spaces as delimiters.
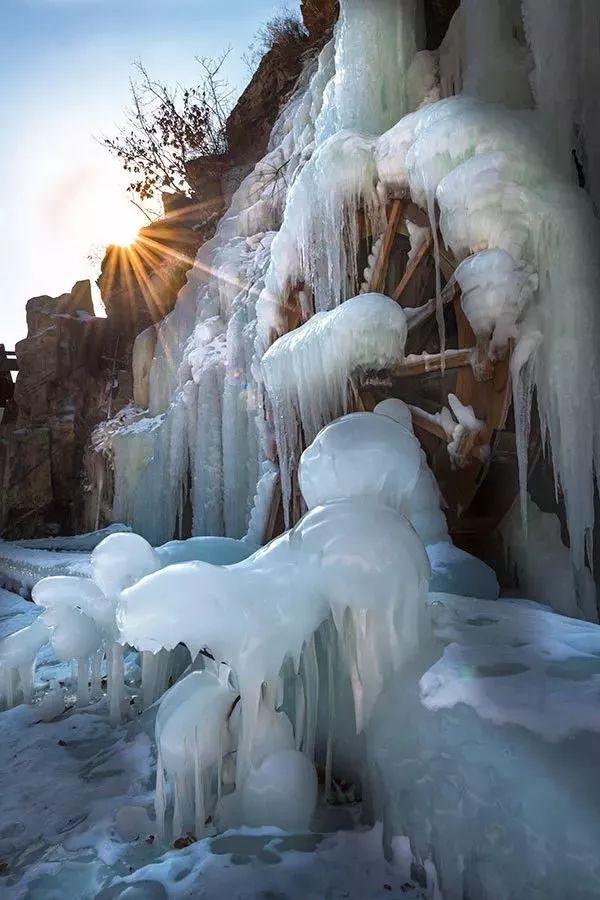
438, 245, 457, 282
385, 347, 474, 378
406, 283, 459, 332
410, 406, 483, 464
392, 234, 433, 303
409, 408, 448, 443
369, 199, 404, 293
262, 476, 282, 545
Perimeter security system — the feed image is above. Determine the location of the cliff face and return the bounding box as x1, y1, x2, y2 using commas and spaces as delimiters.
0, 282, 116, 537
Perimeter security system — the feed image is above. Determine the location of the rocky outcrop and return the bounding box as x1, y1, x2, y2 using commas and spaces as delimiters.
0, 281, 123, 538
224, 1, 338, 178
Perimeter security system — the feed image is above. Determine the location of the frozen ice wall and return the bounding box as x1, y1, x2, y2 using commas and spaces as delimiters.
105, 0, 426, 545
103, 0, 600, 613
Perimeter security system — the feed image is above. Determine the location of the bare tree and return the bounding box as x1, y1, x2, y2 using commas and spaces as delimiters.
102, 52, 233, 201
243, 5, 307, 74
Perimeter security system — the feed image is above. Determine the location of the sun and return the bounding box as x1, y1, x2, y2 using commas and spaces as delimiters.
80, 168, 147, 251
103, 204, 144, 248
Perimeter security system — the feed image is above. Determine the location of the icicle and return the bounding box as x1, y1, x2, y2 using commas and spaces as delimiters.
325, 625, 336, 801
76, 657, 90, 706
194, 727, 205, 838
90, 650, 103, 700
108, 642, 124, 725
301, 635, 319, 761
155, 747, 167, 840
511, 324, 542, 534
18, 663, 34, 705
141, 649, 171, 709
294, 675, 306, 752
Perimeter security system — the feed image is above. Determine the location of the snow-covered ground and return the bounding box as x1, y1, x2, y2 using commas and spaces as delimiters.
0, 545, 91, 597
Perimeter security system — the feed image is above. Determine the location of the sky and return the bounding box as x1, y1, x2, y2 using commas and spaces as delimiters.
0, 0, 299, 348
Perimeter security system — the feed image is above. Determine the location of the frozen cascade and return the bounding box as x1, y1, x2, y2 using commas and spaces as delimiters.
4, 2, 600, 895
104, 0, 429, 545
261, 294, 408, 519
373, 93, 600, 585
104, 42, 338, 544
96, 0, 600, 602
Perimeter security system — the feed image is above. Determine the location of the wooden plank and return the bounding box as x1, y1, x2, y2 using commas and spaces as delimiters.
438, 245, 457, 282
386, 347, 474, 378
392, 234, 433, 303
410, 406, 484, 464
369, 199, 404, 293
448, 293, 512, 515
409, 408, 448, 443
262, 476, 282, 545
406, 283, 459, 332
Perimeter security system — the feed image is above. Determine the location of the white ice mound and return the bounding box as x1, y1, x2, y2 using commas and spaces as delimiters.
373, 397, 414, 430
119, 498, 430, 756
426, 541, 499, 601
33, 576, 115, 634
261, 293, 408, 519
299, 412, 421, 513
155, 667, 237, 838
0, 618, 49, 707
373, 399, 450, 546
91, 532, 161, 597
454, 249, 538, 356
241, 749, 318, 831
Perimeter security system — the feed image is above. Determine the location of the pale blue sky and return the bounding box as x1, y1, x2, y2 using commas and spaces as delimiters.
1, 0, 299, 346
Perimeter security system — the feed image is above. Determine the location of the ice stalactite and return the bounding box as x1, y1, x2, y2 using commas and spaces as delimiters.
154, 666, 237, 838
0, 619, 48, 708
261, 294, 408, 519
374, 92, 600, 588
117, 480, 431, 827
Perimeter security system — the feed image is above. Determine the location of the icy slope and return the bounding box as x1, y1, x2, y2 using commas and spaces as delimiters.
369, 593, 600, 900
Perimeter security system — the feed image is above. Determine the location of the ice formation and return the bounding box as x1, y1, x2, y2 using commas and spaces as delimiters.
0, 618, 49, 707
374, 94, 600, 579
241, 748, 318, 831
298, 409, 450, 547
262, 298, 408, 517
118, 497, 430, 779
83, 0, 600, 617
454, 249, 538, 357
155, 666, 237, 838
369, 592, 600, 899
4, 0, 600, 894
0, 532, 259, 716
